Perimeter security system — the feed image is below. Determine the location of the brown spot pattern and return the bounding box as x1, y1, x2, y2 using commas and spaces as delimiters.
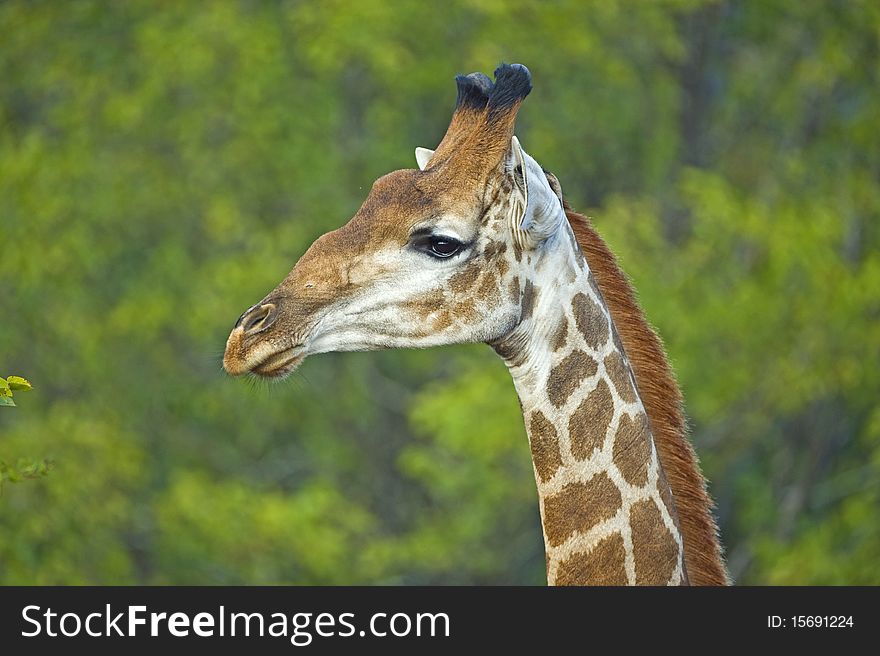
521, 280, 537, 320
568, 208, 727, 585
483, 240, 507, 259
507, 276, 519, 304
528, 411, 563, 483
612, 412, 651, 486
432, 310, 453, 331
449, 263, 480, 294
657, 465, 681, 532
611, 327, 626, 358
547, 350, 597, 408
550, 318, 568, 352
555, 533, 628, 586
406, 289, 446, 320
572, 292, 609, 350
568, 379, 614, 460
477, 272, 500, 305
630, 498, 679, 585
453, 298, 477, 323
604, 352, 637, 403
543, 473, 622, 547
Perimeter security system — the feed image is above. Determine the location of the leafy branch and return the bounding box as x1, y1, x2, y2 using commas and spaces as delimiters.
1, 375, 52, 492
0, 375, 33, 407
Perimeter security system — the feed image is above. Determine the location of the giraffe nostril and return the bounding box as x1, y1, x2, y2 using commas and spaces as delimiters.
241, 303, 278, 335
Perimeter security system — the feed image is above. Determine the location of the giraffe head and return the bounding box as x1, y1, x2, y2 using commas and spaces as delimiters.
223, 63, 569, 379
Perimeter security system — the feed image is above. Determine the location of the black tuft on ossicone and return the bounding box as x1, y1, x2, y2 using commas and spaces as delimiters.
488, 63, 532, 113
454, 72, 493, 111
452, 63, 531, 115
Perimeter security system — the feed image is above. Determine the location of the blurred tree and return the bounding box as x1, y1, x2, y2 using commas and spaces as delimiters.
1, 0, 877, 584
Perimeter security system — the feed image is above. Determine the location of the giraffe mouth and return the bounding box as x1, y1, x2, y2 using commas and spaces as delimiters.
250, 347, 305, 379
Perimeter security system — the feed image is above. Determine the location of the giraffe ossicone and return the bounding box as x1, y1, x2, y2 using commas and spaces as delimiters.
223, 63, 727, 585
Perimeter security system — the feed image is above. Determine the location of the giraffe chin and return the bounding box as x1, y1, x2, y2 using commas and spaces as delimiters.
249, 348, 305, 379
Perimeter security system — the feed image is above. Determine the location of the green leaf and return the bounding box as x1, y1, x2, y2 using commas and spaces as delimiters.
0, 395, 16, 407
6, 376, 33, 391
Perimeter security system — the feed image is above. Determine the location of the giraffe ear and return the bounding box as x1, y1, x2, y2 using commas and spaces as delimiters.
508, 136, 564, 247
415, 147, 435, 171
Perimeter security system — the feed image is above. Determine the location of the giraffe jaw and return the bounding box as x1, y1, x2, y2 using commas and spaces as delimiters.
249, 347, 306, 379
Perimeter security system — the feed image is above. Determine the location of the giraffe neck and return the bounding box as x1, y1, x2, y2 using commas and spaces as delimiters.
492, 224, 688, 585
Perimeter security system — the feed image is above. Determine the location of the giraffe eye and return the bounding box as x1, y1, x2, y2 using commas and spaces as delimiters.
428, 237, 461, 257
412, 234, 464, 259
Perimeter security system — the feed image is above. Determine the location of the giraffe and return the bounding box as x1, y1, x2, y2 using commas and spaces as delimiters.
223, 64, 728, 585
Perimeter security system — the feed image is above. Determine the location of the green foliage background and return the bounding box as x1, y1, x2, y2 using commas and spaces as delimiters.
2, 0, 878, 584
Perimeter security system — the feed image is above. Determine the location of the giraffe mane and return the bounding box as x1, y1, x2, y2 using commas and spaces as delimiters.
564, 204, 730, 585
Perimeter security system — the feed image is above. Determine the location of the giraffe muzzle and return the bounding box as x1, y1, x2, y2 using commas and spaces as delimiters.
224, 300, 308, 378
